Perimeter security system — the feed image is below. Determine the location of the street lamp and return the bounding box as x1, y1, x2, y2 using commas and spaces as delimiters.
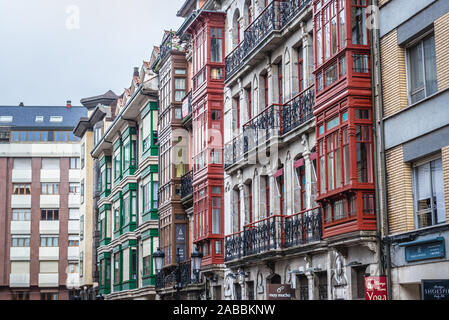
153, 247, 165, 274
191, 246, 203, 283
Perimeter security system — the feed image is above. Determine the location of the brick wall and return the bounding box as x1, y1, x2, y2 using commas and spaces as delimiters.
380, 30, 408, 118
442, 146, 449, 223
435, 12, 449, 92
385, 146, 415, 234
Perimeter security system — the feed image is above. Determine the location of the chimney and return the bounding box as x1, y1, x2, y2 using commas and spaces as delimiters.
133, 67, 139, 77
19, 102, 24, 107
66, 100, 72, 108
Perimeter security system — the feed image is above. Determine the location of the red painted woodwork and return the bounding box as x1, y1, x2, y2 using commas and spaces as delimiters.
186, 11, 226, 266
313, 0, 376, 238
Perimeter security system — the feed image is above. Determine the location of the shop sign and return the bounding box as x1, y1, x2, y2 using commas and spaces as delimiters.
404, 238, 445, 262
266, 284, 293, 300
365, 276, 388, 300
421, 280, 449, 300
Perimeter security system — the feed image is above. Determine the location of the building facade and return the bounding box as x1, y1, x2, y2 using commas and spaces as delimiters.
90, 63, 161, 300
374, 0, 449, 300
0, 103, 85, 300
74, 90, 119, 299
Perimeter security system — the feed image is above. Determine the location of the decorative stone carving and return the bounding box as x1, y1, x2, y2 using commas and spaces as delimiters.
256, 270, 264, 294
331, 250, 348, 300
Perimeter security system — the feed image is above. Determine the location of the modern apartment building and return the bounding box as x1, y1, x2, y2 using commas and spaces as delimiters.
90, 63, 160, 300
74, 90, 119, 299
374, 0, 449, 299
0, 103, 85, 300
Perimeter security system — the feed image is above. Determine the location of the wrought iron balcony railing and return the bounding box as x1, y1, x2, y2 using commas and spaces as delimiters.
243, 103, 282, 152
155, 260, 192, 290
225, 0, 311, 80
224, 86, 314, 169
181, 170, 193, 199
224, 133, 247, 169
224, 207, 322, 262
282, 85, 315, 135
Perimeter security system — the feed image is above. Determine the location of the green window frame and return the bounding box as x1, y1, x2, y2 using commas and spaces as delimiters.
141, 166, 159, 222
100, 156, 112, 198
113, 139, 122, 183
121, 183, 137, 233
122, 128, 137, 178
141, 101, 159, 159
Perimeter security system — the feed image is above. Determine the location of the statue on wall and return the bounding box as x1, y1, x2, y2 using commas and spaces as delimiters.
331, 251, 348, 300
224, 273, 234, 299
256, 270, 264, 294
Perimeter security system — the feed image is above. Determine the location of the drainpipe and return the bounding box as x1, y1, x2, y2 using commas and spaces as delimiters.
371, 0, 392, 300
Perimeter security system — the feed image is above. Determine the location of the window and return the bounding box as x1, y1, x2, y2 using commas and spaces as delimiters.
413, 157, 446, 228
210, 28, 223, 63
11, 292, 30, 300
69, 183, 80, 194
12, 209, 31, 221
41, 209, 59, 221
68, 262, 79, 273
153, 181, 159, 209
42, 158, 59, 169
11, 237, 30, 247
13, 158, 31, 169
80, 180, 84, 204
114, 146, 121, 179
212, 197, 221, 234
94, 126, 103, 146
40, 236, 59, 247
69, 157, 80, 169
114, 252, 120, 284
81, 143, 85, 169
35, 116, 44, 122
351, 0, 367, 45
175, 78, 186, 102
353, 54, 369, 73
406, 33, 437, 105
13, 184, 31, 195
69, 208, 79, 220
355, 125, 372, 183
41, 183, 59, 195
40, 292, 58, 300
68, 235, 79, 247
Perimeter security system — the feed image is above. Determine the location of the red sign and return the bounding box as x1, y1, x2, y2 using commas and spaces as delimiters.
365, 276, 388, 300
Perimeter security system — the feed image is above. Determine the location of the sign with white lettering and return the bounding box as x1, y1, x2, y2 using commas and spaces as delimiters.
421, 280, 449, 300
266, 284, 293, 300
365, 276, 388, 300
404, 239, 445, 262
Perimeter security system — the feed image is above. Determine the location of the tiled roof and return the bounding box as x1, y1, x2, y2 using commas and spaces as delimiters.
0, 105, 87, 129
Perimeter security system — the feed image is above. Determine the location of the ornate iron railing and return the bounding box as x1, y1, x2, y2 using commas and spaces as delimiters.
282, 85, 315, 135
224, 86, 315, 169
224, 133, 247, 169
181, 170, 193, 199
155, 260, 192, 290
225, 0, 311, 80
283, 207, 322, 248
225, 207, 322, 262
243, 103, 282, 152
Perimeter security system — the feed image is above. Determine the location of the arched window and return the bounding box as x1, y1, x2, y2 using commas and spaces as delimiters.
232, 10, 241, 48
244, 0, 252, 26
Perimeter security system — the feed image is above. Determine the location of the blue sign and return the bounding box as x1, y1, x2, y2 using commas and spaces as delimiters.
403, 238, 445, 262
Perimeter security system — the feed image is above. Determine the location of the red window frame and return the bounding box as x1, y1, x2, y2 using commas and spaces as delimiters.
265, 176, 270, 217
278, 62, 283, 104
248, 181, 253, 224
246, 86, 252, 120
264, 74, 269, 109
298, 48, 304, 93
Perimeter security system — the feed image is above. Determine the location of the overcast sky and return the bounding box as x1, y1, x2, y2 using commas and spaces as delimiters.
0, 0, 184, 106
